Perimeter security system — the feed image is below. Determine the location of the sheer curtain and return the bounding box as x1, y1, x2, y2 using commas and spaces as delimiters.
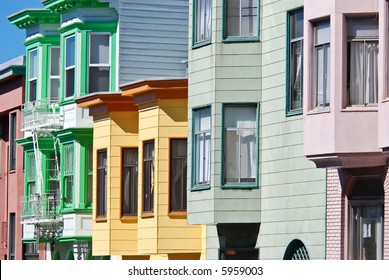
350, 42, 364, 105
366, 42, 378, 104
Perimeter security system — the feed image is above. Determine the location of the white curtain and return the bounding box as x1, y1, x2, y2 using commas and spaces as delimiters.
365, 42, 378, 104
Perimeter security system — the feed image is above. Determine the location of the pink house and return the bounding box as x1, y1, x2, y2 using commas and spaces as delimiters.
304, 0, 389, 259
0, 56, 25, 260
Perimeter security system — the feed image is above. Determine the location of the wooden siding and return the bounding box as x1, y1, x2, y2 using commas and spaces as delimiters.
118, 0, 189, 85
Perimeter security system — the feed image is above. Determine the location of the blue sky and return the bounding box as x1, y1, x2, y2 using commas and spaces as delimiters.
0, 0, 45, 64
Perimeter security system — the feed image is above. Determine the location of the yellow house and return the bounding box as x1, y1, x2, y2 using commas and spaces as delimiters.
76, 79, 205, 260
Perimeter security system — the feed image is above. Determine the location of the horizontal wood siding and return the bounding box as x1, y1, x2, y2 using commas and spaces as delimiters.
119, 0, 189, 85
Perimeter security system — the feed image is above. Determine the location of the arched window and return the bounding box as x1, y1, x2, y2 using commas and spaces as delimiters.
283, 239, 310, 260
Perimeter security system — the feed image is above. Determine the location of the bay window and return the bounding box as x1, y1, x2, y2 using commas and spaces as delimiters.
194, 0, 212, 45
65, 35, 75, 98
347, 17, 378, 106
193, 107, 211, 188
122, 148, 138, 216
224, 0, 258, 39
314, 20, 330, 108
63, 143, 74, 205
223, 105, 257, 186
89, 33, 110, 93
29, 49, 38, 102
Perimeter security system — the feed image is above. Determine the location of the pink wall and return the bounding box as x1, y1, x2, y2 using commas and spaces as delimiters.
0, 75, 25, 260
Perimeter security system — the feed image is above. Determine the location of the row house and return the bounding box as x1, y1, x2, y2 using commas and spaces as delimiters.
9, 0, 118, 260
187, 0, 327, 259
304, 0, 389, 260
0, 56, 25, 259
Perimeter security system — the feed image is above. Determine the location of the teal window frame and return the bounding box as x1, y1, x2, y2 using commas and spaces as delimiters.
222, 0, 260, 42
286, 7, 304, 116
221, 103, 259, 189
9, 112, 17, 171
192, 106, 211, 191
193, 0, 212, 48
26, 151, 37, 196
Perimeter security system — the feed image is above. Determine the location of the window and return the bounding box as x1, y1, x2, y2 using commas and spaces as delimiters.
287, 8, 304, 113
89, 34, 110, 93
97, 149, 107, 217
8, 213, 15, 260
348, 179, 384, 260
65, 35, 75, 98
170, 139, 187, 212
224, 0, 258, 39
143, 141, 154, 213
87, 145, 93, 206
22, 243, 39, 260
347, 17, 378, 106
49, 47, 61, 101
27, 152, 36, 196
223, 105, 257, 186
29, 49, 38, 102
122, 148, 138, 216
9, 113, 16, 171
48, 151, 60, 195
194, 0, 212, 45
193, 107, 211, 188
63, 144, 74, 205
314, 20, 330, 108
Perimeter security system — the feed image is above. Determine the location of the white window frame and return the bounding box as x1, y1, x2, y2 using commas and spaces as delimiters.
65, 35, 76, 99
28, 48, 38, 102
88, 32, 111, 93
49, 46, 61, 101
194, 0, 212, 44
313, 20, 331, 109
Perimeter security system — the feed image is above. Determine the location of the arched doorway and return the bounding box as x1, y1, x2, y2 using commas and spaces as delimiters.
283, 239, 310, 260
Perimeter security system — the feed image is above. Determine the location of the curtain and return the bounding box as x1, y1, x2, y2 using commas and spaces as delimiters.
350, 42, 364, 105
365, 42, 378, 104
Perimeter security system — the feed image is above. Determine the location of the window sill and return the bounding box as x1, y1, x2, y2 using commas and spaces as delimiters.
307, 108, 331, 115
95, 217, 107, 223
60, 98, 75, 106
192, 40, 211, 49
168, 212, 187, 219
286, 109, 303, 117
141, 212, 154, 219
191, 184, 211, 191
221, 184, 258, 190
120, 216, 138, 223
222, 37, 259, 43
341, 106, 378, 112
382, 98, 389, 103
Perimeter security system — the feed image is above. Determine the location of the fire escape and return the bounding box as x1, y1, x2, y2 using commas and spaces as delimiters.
20, 99, 64, 244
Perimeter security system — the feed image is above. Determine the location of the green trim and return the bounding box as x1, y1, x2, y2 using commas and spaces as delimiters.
191, 105, 212, 191
22, 238, 37, 243
285, 7, 304, 117
57, 236, 92, 243
44, 0, 109, 14
8, 9, 60, 29
192, 0, 212, 48
222, 0, 260, 42
0, 65, 25, 81
220, 103, 259, 190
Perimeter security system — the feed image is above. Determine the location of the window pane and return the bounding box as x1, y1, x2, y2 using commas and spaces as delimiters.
97, 150, 107, 217
29, 49, 38, 78
89, 67, 110, 93
65, 176, 73, 204
29, 80, 37, 102
315, 20, 330, 45
290, 40, 303, 110
50, 79, 60, 100
9, 113, 16, 171
225, 130, 239, 183
66, 36, 75, 68
239, 130, 256, 182
225, 106, 256, 128
170, 139, 187, 212
66, 68, 75, 98
122, 148, 138, 216
316, 47, 324, 106
290, 9, 303, 39
50, 48, 60, 76
226, 0, 240, 36
195, 0, 212, 43
90, 34, 110, 64
143, 142, 154, 212
194, 107, 211, 132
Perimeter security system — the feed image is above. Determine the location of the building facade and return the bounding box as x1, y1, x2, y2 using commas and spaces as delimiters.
9, 0, 119, 260
0, 56, 25, 260
187, 0, 327, 259
304, 0, 389, 260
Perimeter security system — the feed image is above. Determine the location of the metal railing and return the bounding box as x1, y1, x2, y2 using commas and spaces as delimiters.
20, 193, 62, 224
21, 99, 63, 132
